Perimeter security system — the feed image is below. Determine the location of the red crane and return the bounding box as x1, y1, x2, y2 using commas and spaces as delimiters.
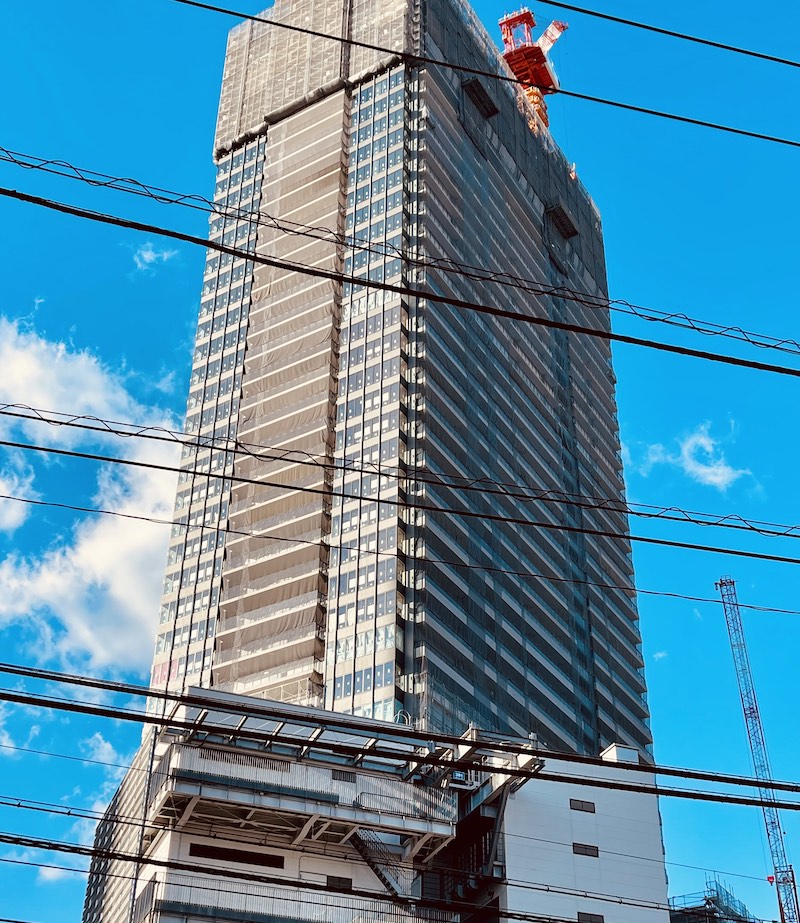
499, 9, 568, 128
717, 576, 800, 923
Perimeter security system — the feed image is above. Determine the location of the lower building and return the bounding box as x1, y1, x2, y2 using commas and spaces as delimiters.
669, 881, 757, 922
83, 691, 668, 923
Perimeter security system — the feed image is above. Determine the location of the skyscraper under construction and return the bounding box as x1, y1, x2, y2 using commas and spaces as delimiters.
147, 0, 651, 757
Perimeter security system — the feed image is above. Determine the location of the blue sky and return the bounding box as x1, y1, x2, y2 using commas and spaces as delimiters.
2, 0, 800, 919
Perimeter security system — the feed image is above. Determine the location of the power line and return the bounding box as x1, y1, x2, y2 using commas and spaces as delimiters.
3, 145, 798, 359
5, 186, 800, 380
0, 790, 700, 898
0, 680, 797, 809
4, 401, 799, 544
535, 0, 800, 70
3, 486, 800, 619
0, 833, 716, 923
167, 0, 800, 151
6, 433, 800, 570
0, 756, 768, 884
4, 662, 800, 801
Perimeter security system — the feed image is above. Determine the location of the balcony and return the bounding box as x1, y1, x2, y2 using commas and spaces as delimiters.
148, 741, 458, 833
221, 560, 324, 607
136, 872, 439, 923
212, 655, 324, 690
214, 622, 324, 669
216, 592, 324, 640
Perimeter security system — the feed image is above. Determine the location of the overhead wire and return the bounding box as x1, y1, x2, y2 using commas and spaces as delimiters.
3, 3, 795, 915
167, 0, 800, 150
2, 683, 800, 810
4, 660, 800, 799
5, 433, 800, 568
533, 0, 800, 70
2, 144, 799, 358
0, 771, 768, 885
4, 401, 800, 542
0, 791, 723, 897
0, 832, 725, 923
6, 487, 800, 617
3, 185, 800, 383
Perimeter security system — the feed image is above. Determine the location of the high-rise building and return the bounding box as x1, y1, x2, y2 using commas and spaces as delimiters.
83, 3, 666, 920
148, 0, 651, 756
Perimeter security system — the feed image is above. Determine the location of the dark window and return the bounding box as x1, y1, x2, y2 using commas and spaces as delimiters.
570, 798, 596, 814
327, 876, 353, 891
189, 842, 284, 868
462, 78, 499, 118
546, 202, 579, 240
332, 769, 357, 783
572, 843, 599, 858
577, 914, 605, 923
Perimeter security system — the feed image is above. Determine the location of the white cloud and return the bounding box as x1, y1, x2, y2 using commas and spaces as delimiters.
0, 465, 36, 532
653, 650, 669, 661
81, 732, 127, 781
0, 316, 178, 673
677, 425, 750, 490
0, 318, 146, 445
154, 369, 177, 395
0, 705, 17, 752
0, 439, 177, 671
634, 423, 750, 491
133, 241, 178, 272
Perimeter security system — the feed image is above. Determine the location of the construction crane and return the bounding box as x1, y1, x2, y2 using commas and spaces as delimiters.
499, 9, 567, 128
717, 576, 800, 923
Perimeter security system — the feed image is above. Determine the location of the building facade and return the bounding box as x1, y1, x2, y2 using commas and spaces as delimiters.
148, 0, 651, 755
83, 691, 669, 923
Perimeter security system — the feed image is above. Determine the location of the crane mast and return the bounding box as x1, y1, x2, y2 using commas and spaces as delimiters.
717, 576, 799, 923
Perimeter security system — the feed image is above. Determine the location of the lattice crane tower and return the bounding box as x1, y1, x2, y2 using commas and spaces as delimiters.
717, 576, 800, 923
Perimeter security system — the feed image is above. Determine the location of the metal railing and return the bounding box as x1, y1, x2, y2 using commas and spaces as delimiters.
213, 623, 323, 665
141, 872, 430, 923
151, 741, 457, 824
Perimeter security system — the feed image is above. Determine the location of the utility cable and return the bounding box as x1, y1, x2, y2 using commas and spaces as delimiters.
3, 401, 798, 542
1, 683, 800, 811
0, 834, 712, 923
0, 810, 762, 923
3, 186, 800, 381
168, 0, 800, 151
0, 792, 710, 898
0, 767, 771, 884
5, 434, 800, 569
2, 144, 798, 357
5, 489, 800, 618
4, 663, 800, 800
535, 0, 800, 70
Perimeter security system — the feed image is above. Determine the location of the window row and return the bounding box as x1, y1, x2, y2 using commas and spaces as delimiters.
163, 558, 222, 594
344, 259, 402, 293
333, 623, 396, 662
349, 148, 404, 185
216, 143, 261, 176
154, 617, 215, 654
187, 371, 241, 411
214, 160, 259, 197
338, 358, 401, 397
159, 587, 218, 625
190, 349, 246, 386
347, 190, 404, 230
199, 281, 252, 318
333, 660, 396, 699
339, 304, 402, 346
201, 268, 250, 298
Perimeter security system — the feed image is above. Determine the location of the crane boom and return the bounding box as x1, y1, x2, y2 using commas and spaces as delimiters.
717, 576, 800, 923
